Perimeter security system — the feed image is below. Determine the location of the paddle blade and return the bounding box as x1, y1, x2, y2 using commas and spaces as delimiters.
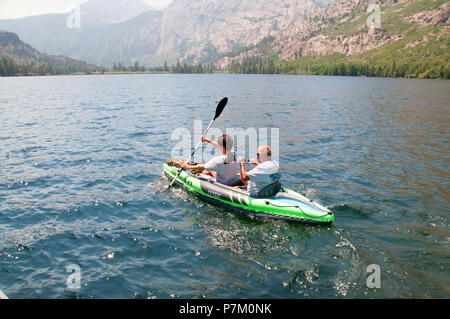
214, 97, 228, 120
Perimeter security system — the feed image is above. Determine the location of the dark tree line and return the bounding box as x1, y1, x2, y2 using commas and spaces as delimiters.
112, 61, 146, 72
0, 57, 96, 76
1, 57, 214, 76
227, 56, 449, 79
110, 60, 214, 74
4, 55, 447, 79
169, 60, 213, 74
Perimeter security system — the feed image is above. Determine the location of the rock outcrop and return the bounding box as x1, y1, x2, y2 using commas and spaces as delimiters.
157, 0, 332, 62
403, 2, 450, 26
0, 0, 448, 68
215, 0, 449, 68
0, 0, 332, 66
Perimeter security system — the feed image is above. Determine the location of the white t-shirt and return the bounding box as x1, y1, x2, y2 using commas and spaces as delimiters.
204, 151, 239, 185
247, 160, 280, 195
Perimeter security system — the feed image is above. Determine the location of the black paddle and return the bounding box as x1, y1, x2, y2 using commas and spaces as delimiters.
167, 97, 228, 190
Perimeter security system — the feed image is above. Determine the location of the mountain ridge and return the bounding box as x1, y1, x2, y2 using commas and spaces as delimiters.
0, 30, 98, 76
0, 0, 448, 79
223, 0, 449, 79
0, 0, 332, 67
216, 0, 449, 79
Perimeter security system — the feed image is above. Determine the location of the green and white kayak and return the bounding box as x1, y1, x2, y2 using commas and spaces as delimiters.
163, 163, 334, 225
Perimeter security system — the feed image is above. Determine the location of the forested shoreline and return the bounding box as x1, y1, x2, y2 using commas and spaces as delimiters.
226, 57, 449, 79
1, 56, 448, 79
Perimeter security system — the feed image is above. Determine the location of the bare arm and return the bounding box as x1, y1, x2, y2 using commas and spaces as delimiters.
181, 162, 205, 172
239, 159, 250, 182
201, 136, 222, 152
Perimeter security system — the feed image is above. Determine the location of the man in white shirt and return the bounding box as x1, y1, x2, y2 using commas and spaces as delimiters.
181, 134, 239, 185
239, 145, 280, 196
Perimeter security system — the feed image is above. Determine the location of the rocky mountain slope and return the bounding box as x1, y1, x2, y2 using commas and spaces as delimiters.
216, 0, 449, 69
0, 30, 97, 75
0, 0, 332, 66
0, 0, 162, 66
157, 0, 332, 63
0, 0, 447, 77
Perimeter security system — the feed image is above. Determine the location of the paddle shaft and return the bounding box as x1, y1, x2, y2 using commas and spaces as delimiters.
167, 118, 215, 189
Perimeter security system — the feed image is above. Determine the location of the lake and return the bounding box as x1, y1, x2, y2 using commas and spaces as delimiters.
0, 74, 449, 298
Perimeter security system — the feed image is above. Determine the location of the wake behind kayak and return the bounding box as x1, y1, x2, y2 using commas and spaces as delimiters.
163, 162, 334, 225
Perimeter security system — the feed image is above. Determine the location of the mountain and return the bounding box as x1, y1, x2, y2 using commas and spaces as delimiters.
0, 30, 97, 76
219, 0, 449, 79
79, 0, 155, 26
0, 0, 161, 66
0, 0, 447, 79
156, 0, 332, 63
0, 0, 332, 67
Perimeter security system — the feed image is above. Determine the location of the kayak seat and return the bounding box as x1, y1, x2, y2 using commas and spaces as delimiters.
252, 181, 282, 198
227, 177, 244, 187
207, 176, 244, 187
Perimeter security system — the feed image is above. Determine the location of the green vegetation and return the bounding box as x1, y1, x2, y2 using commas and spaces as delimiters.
170, 60, 214, 73
0, 30, 99, 76
109, 60, 214, 74
227, 23, 449, 79
0, 57, 99, 76
0, 57, 215, 76
320, 0, 448, 38
320, 3, 368, 38
227, 37, 449, 79
226, 0, 449, 79
1, 1, 447, 79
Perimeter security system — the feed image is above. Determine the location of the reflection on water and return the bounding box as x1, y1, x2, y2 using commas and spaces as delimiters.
0, 74, 449, 298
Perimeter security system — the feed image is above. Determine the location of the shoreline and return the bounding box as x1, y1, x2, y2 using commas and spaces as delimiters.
1, 72, 448, 81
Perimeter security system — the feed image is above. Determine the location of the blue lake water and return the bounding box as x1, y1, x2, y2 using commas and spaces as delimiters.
0, 74, 449, 298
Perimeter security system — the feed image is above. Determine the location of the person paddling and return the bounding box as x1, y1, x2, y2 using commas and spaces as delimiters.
181, 134, 240, 185
239, 145, 280, 196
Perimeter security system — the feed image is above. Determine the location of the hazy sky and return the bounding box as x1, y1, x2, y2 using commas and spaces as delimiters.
0, 0, 173, 19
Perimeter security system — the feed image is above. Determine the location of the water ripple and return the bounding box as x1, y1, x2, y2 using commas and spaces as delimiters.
0, 74, 449, 298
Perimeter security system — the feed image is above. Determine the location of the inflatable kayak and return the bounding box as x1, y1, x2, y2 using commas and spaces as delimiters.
163, 163, 334, 225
